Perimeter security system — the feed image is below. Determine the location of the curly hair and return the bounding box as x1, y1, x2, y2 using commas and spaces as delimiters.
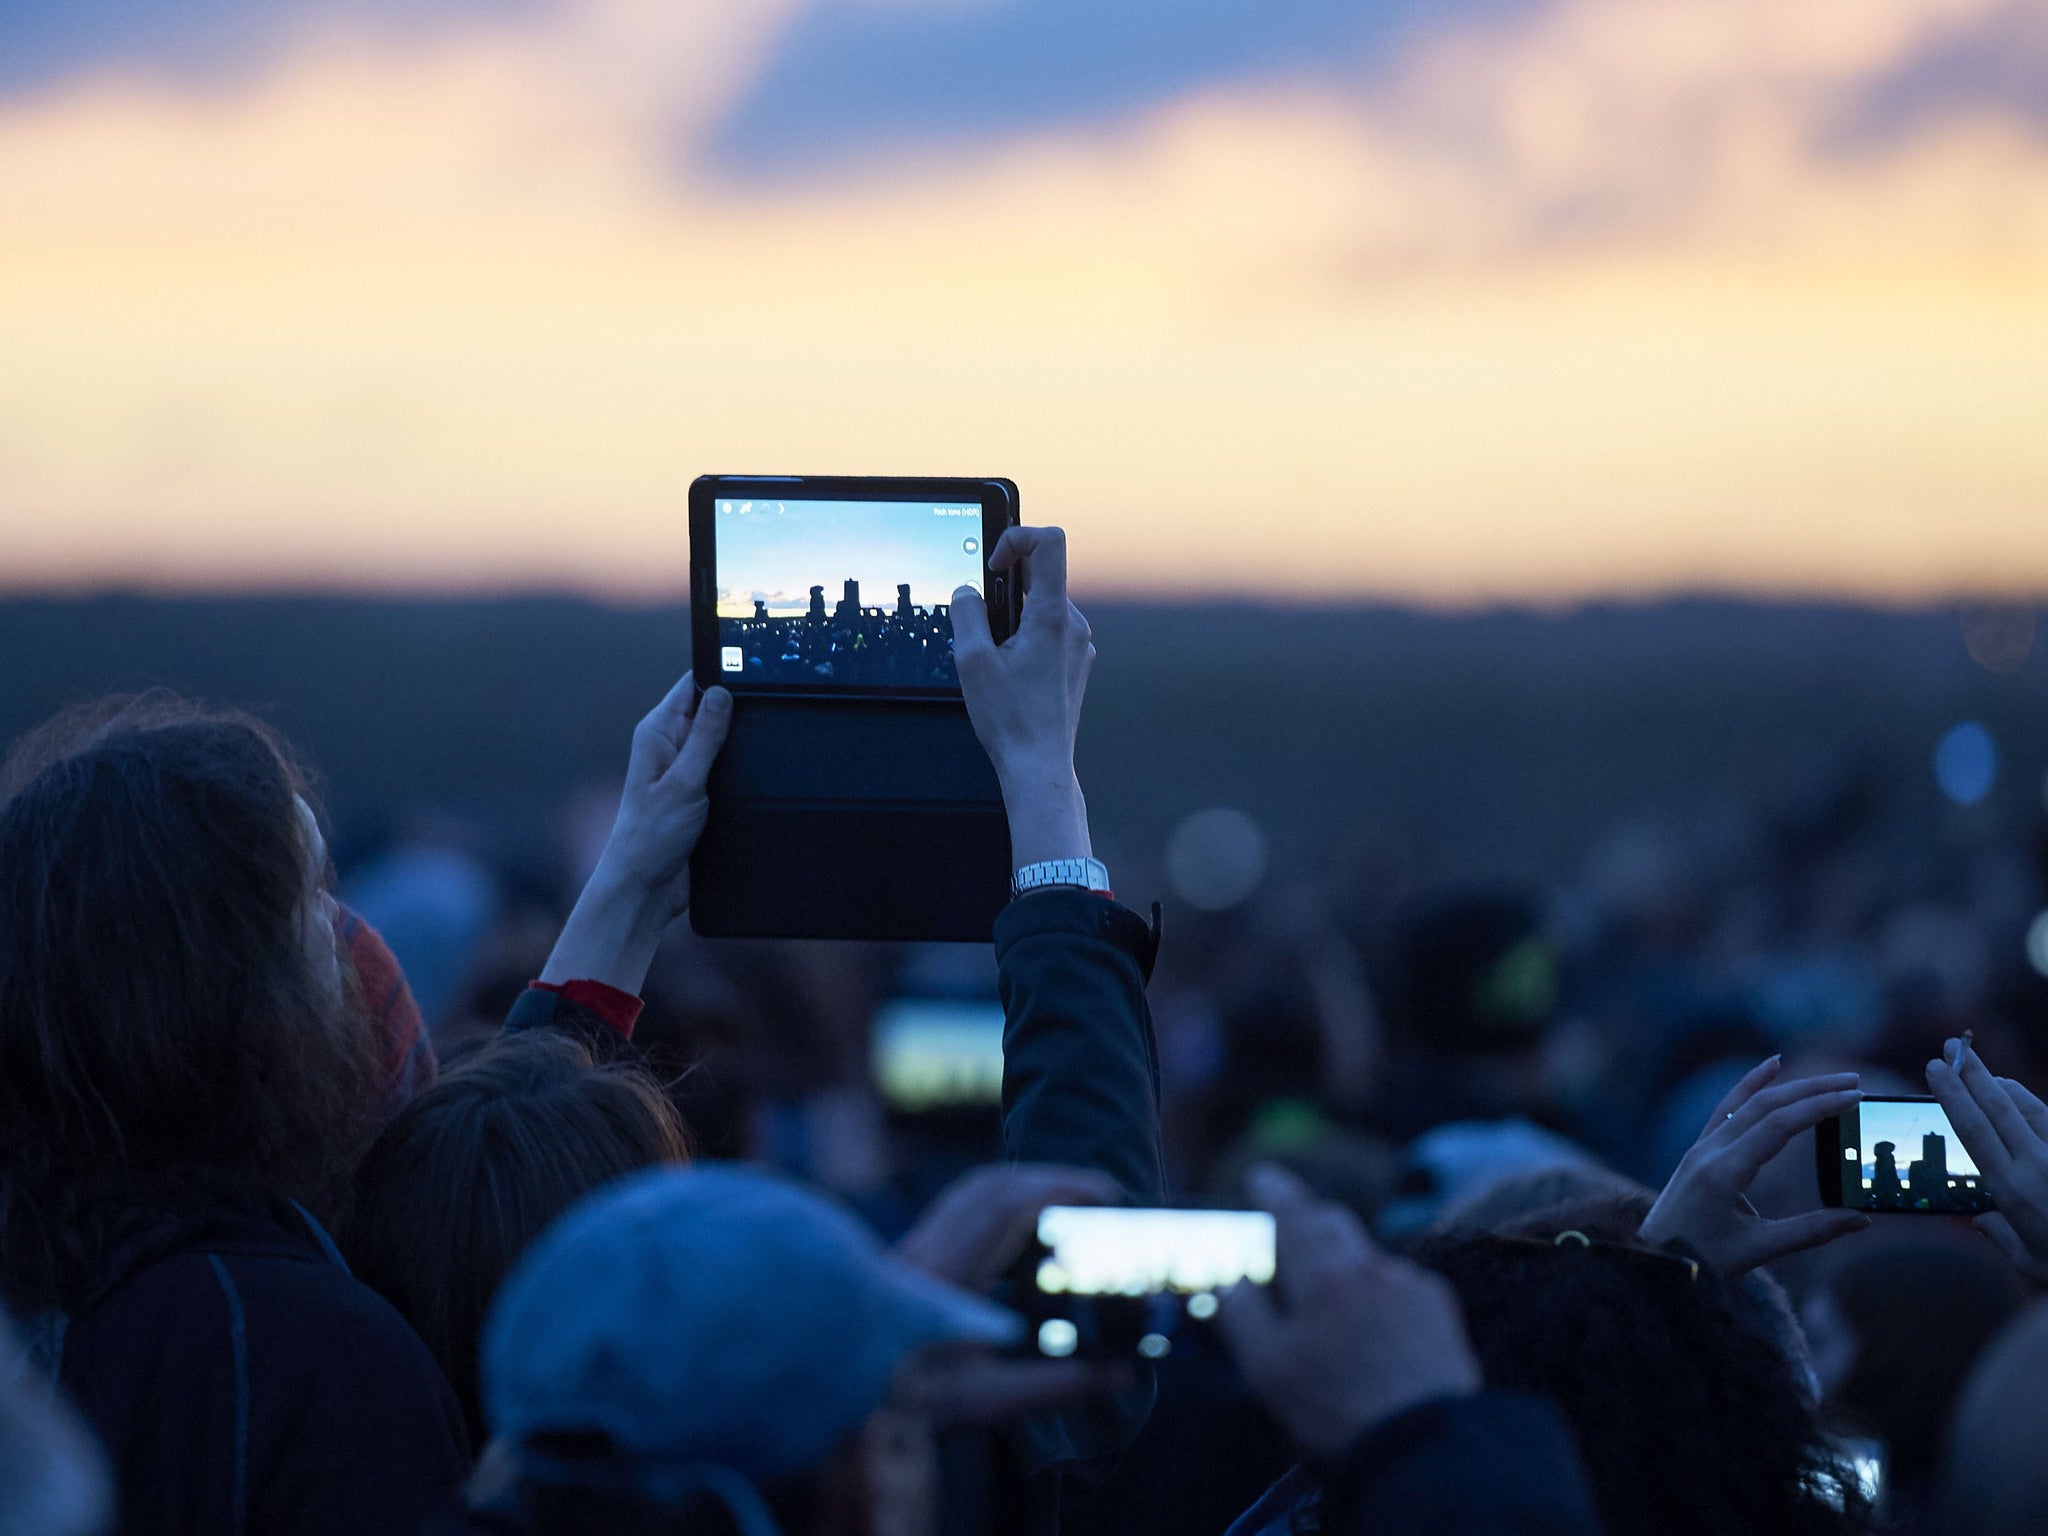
1413, 1197, 1870, 1536
0, 694, 383, 1314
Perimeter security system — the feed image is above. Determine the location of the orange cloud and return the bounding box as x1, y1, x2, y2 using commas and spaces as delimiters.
0, 0, 2043, 603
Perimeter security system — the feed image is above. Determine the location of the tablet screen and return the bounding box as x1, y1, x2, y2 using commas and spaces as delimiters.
714, 497, 985, 690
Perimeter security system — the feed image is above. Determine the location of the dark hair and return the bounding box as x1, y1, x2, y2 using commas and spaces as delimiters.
1828, 1235, 2027, 1496
0, 695, 382, 1314
343, 1030, 690, 1442
1414, 1199, 1870, 1536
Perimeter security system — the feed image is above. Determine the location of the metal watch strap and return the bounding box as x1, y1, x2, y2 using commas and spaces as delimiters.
1011, 857, 1112, 898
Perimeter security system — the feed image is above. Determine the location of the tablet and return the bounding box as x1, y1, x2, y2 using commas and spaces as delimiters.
690, 476, 1020, 700
686, 475, 1018, 941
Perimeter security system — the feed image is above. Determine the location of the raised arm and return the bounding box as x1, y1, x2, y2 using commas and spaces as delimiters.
953, 528, 1166, 1483
505, 673, 730, 1048
953, 526, 1164, 1202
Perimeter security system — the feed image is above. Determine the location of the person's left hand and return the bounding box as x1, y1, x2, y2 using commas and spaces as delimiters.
895, 1162, 1120, 1290
890, 1162, 1129, 1427
1638, 1056, 1868, 1274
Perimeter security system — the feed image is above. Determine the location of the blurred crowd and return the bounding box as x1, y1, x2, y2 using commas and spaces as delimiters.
4, 529, 2047, 1536
314, 653, 2048, 1533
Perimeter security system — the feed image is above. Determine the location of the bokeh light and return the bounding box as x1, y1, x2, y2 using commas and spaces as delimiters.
1959, 606, 2037, 675
1164, 807, 1269, 912
1933, 722, 1997, 807
2028, 911, 2048, 980
1036, 1318, 1078, 1359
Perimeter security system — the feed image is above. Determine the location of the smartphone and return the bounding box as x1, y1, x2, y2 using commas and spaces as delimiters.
689, 475, 1021, 700
870, 998, 1005, 1113
1814, 1094, 1994, 1214
1023, 1207, 1277, 1360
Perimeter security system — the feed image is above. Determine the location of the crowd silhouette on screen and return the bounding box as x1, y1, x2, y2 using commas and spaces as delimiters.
4, 524, 2048, 1536
1866, 1135, 1993, 1215
720, 577, 959, 688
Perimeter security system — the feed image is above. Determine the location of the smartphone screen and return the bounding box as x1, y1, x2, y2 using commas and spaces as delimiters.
712, 498, 986, 691
1034, 1207, 1277, 1297
870, 999, 1005, 1113
1831, 1096, 1992, 1213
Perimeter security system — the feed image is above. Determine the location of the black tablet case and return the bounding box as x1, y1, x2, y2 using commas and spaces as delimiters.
688, 696, 1010, 941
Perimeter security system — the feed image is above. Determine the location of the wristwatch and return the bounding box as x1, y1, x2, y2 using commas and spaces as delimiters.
1011, 857, 1112, 899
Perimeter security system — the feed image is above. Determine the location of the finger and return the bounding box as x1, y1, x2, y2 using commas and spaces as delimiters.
896, 1165, 1122, 1288
1951, 1040, 2038, 1159
1999, 1078, 2048, 1142
1215, 1277, 1281, 1369
1744, 1208, 1870, 1267
1974, 1213, 2039, 1272
956, 1164, 1123, 1277
1247, 1164, 1373, 1291
950, 585, 995, 669
1927, 1057, 2015, 1183
629, 671, 699, 782
1703, 1056, 1784, 1133
989, 527, 1069, 622
1716, 1073, 1860, 1147
668, 686, 731, 792
1724, 1087, 1864, 1184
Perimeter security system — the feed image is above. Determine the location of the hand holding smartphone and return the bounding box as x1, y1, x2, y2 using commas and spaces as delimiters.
1023, 1206, 1277, 1361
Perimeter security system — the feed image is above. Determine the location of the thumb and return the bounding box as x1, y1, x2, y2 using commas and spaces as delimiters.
1975, 1212, 2039, 1273
671, 686, 732, 791
1216, 1279, 1282, 1378
1747, 1208, 1870, 1268
951, 585, 994, 671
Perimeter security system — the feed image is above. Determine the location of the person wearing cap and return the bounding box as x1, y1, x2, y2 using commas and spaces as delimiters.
445, 1162, 1127, 1535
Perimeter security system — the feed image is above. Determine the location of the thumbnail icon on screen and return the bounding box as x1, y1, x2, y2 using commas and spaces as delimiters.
721, 646, 743, 673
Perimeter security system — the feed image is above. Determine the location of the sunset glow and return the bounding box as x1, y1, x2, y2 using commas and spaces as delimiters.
3, 0, 2045, 602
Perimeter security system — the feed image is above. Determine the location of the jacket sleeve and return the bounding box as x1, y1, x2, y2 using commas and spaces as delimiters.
501, 984, 638, 1060
992, 891, 1166, 1485
1316, 1393, 1603, 1536
993, 891, 1165, 1202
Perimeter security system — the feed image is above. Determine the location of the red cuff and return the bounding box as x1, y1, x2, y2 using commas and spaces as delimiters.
527, 979, 643, 1041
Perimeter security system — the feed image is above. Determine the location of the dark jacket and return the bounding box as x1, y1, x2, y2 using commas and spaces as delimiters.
49, 1175, 470, 1536
1226, 1393, 1603, 1536
987, 891, 1166, 1533
995, 890, 1164, 1203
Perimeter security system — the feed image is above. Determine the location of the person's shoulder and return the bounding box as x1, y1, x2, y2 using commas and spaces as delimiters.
216, 1249, 474, 1469
66, 1241, 463, 1449
214, 1247, 443, 1371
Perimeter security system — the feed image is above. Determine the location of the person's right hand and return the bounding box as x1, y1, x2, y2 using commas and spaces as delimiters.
538, 672, 730, 994
1927, 1038, 2048, 1282
1219, 1165, 1481, 1456
952, 527, 1096, 869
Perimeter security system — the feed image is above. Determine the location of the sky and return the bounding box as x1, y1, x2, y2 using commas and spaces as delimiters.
713, 497, 983, 616
2, 0, 2046, 603
1856, 1099, 1982, 1183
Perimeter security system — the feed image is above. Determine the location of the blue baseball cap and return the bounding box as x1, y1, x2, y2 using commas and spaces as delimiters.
481, 1165, 1021, 1485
